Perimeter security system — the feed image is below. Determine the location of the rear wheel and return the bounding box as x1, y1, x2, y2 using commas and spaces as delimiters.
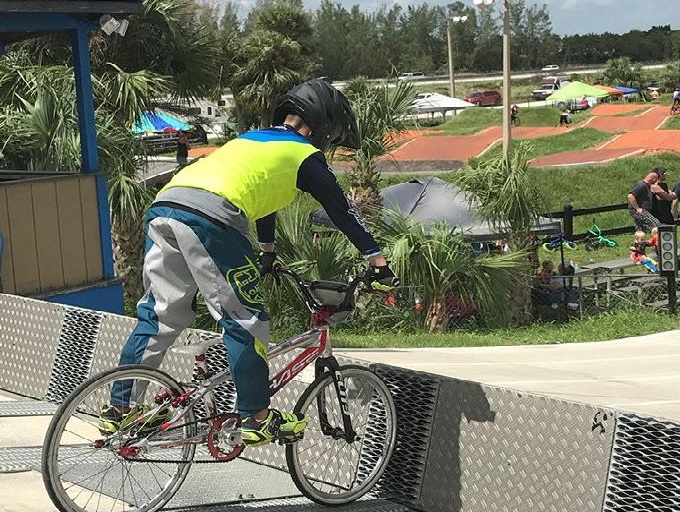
42, 365, 196, 512
286, 365, 397, 506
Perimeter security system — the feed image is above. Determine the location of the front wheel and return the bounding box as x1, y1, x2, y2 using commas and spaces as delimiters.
286, 365, 397, 506
512, 117, 521, 127
42, 365, 196, 512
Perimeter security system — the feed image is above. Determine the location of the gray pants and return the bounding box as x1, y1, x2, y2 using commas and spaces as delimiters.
115, 204, 271, 417
630, 209, 660, 232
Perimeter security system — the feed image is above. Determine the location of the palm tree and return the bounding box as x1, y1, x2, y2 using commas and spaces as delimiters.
456, 142, 544, 251
228, 1, 315, 128
455, 142, 546, 323
342, 78, 416, 214
374, 212, 526, 332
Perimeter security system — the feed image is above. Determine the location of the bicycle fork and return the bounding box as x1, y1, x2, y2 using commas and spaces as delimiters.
315, 357, 358, 443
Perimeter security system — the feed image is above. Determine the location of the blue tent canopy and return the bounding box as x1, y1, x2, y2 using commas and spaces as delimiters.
133, 110, 191, 134
612, 86, 640, 95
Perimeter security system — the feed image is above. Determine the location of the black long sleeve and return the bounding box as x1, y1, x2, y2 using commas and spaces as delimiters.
256, 213, 276, 245
296, 152, 381, 258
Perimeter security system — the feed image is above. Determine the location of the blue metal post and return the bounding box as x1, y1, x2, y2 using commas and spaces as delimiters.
70, 28, 115, 281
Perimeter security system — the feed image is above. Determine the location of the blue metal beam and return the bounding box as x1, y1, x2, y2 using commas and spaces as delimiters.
71, 28, 115, 280
0, 12, 98, 31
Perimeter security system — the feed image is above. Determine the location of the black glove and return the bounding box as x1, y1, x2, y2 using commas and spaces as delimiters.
365, 265, 400, 292
258, 251, 277, 276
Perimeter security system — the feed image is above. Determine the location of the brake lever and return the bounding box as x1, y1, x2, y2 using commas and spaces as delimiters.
271, 263, 282, 285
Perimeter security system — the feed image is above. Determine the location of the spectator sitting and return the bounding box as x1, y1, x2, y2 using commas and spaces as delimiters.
630, 231, 659, 273
580, 96, 589, 109
534, 260, 563, 308
650, 89, 660, 100
649, 226, 659, 260
558, 261, 579, 308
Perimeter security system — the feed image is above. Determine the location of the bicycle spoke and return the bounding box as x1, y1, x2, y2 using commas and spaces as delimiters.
44, 367, 196, 512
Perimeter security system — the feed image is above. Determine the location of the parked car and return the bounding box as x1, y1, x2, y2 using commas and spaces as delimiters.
531, 76, 571, 101
463, 90, 502, 107
541, 64, 560, 72
397, 72, 425, 81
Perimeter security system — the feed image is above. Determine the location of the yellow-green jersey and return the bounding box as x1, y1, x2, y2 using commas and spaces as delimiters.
158, 125, 381, 258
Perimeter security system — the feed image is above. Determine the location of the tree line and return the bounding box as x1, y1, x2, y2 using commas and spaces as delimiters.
202, 0, 680, 80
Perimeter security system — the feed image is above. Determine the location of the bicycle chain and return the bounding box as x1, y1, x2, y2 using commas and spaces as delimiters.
125, 414, 243, 464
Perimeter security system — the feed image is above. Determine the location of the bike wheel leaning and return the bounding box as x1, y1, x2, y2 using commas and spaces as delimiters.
286, 365, 397, 506
42, 365, 197, 512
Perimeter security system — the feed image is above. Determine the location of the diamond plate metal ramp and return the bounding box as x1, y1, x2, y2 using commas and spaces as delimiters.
415, 377, 615, 512
0, 446, 412, 510
170, 497, 412, 511
0, 400, 57, 416
603, 413, 680, 512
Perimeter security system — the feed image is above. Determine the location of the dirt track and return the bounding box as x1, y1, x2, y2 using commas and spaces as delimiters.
383, 103, 680, 168
186, 104, 680, 170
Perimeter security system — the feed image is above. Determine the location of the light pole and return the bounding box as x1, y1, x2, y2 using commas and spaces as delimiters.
473, 0, 514, 160
447, 15, 467, 99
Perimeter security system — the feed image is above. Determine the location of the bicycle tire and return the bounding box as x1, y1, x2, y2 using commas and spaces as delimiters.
286, 365, 397, 506
512, 117, 521, 127
42, 365, 197, 512
542, 243, 557, 252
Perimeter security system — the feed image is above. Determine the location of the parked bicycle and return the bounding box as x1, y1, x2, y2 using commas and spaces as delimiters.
583, 221, 617, 251
42, 266, 397, 512
542, 234, 576, 252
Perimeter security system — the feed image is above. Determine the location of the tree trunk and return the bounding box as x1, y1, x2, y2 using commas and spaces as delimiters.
426, 296, 451, 333
346, 160, 382, 217
112, 220, 146, 315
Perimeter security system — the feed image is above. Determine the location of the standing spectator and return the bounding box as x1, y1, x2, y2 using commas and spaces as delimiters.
628, 172, 661, 231
650, 167, 676, 224
176, 130, 189, 165
559, 107, 571, 127
671, 178, 680, 220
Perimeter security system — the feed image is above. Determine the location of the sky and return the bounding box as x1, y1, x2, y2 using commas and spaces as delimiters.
219, 0, 676, 36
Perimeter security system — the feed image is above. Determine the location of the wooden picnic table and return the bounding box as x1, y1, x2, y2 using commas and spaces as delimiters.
581, 258, 636, 273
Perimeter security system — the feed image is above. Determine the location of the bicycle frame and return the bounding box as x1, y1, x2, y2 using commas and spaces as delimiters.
135, 267, 364, 447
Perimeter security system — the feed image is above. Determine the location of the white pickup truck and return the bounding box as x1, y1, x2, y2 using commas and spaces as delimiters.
532, 76, 571, 101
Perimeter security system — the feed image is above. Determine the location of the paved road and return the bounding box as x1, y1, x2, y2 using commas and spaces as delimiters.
339, 329, 680, 423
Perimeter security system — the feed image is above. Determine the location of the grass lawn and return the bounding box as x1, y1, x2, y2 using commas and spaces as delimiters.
334, 309, 680, 348
480, 127, 611, 161
340, 152, 680, 241
530, 152, 680, 233
435, 106, 591, 135
661, 115, 680, 129
435, 108, 502, 135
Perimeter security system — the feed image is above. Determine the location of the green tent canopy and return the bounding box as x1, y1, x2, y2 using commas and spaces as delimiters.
546, 81, 609, 101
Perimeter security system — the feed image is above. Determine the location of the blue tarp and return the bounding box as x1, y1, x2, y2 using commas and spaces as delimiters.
133, 110, 190, 134
612, 86, 640, 95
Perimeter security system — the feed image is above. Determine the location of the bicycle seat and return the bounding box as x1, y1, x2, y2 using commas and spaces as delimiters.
171, 337, 222, 356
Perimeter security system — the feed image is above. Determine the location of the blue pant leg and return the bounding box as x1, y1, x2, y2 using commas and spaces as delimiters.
173, 210, 271, 418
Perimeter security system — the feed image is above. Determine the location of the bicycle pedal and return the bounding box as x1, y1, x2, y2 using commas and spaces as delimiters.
276, 431, 304, 445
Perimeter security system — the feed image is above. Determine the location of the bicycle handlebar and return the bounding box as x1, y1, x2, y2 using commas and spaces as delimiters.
272, 265, 371, 312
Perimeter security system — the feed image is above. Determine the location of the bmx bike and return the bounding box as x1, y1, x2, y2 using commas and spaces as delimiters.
583, 221, 617, 251
542, 234, 576, 252
670, 103, 680, 116
42, 266, 397, 512
511, 115, 521, 127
